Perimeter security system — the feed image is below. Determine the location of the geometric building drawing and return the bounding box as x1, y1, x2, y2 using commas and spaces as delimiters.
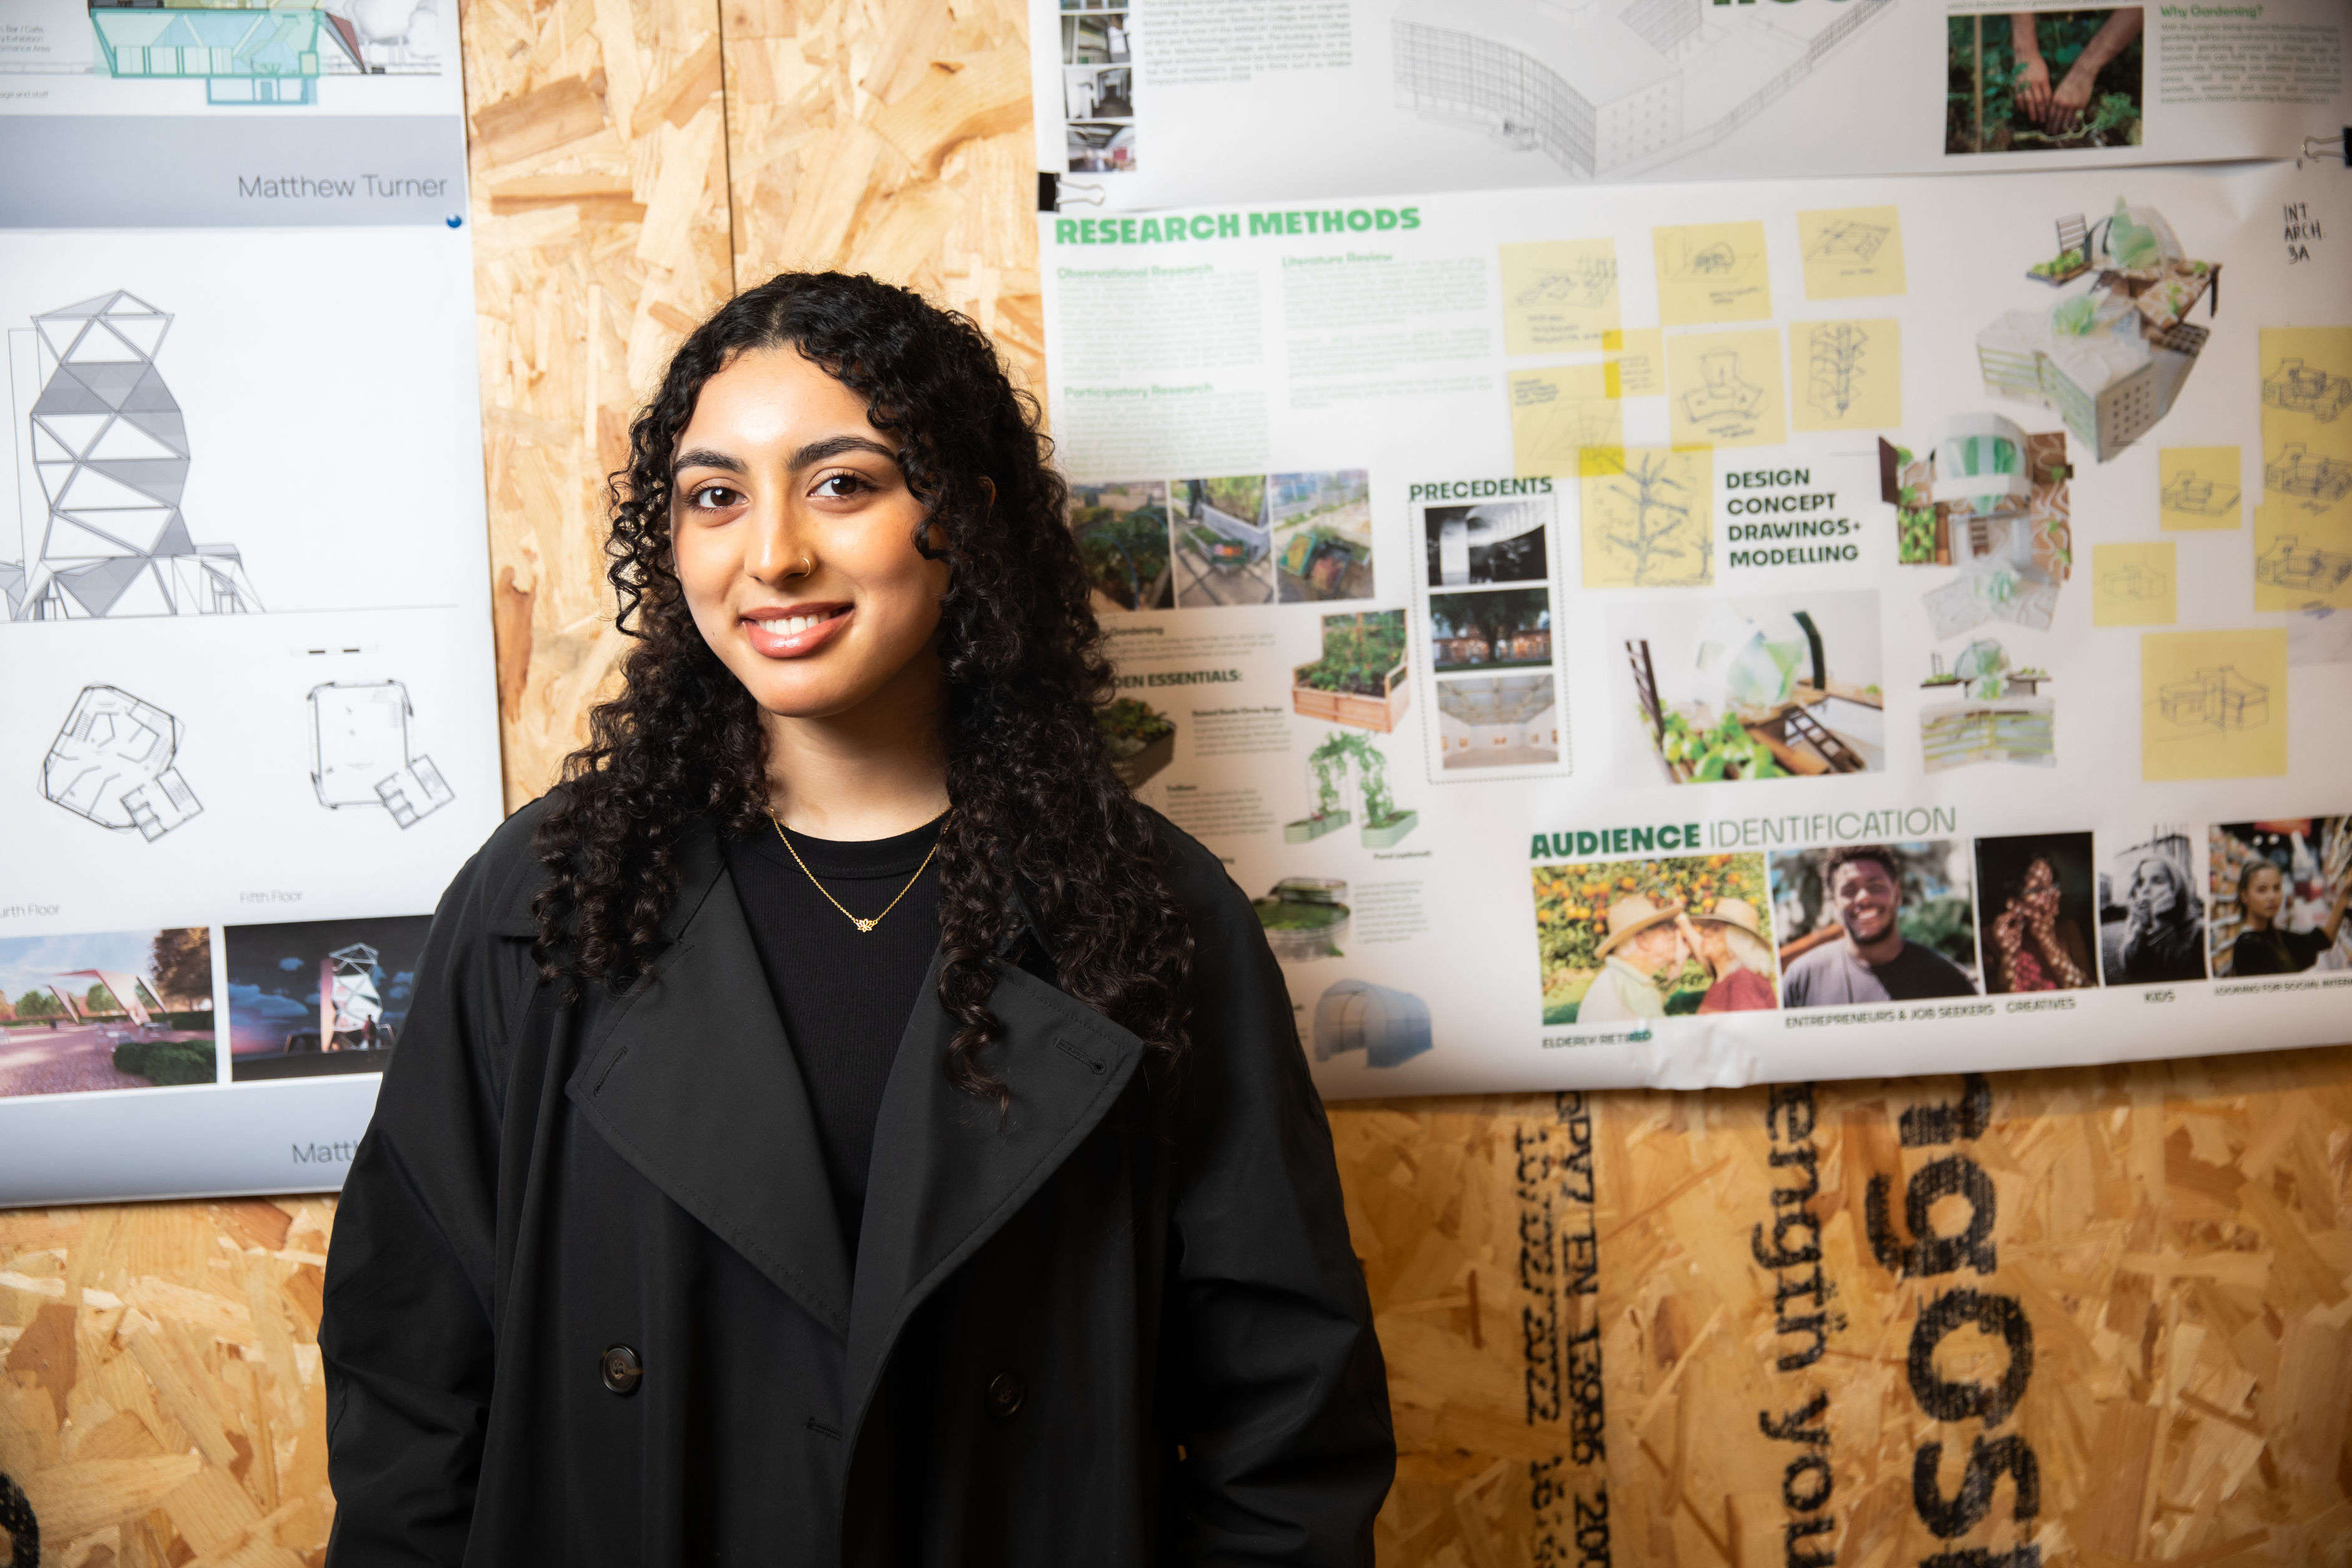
87, 0, 446, 105
308, 680, 454, 828
2158, 665, 2269, 733
1805, 323, 1869, 419
308, 943, 395, 1052
41, 684, 203, 841
1680, 348, 1767, 428
1393, 0, 1892, 182
2266, 443, 2352, 504
7, 291, 263, 620
1806, 218, 1889, 264
2159, 468, 2238, 516
2261, 357, 2352, 422
2255, 535, 2352, 594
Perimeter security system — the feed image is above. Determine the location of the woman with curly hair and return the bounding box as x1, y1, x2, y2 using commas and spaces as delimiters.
319, 272, 1393, 1565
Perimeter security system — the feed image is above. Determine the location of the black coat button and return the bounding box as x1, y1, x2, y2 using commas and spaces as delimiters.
600, 1344, 643, 1395
985, 1371, 1025, 1421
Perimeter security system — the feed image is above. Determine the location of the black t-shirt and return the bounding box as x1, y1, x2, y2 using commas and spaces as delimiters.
721, 815, 943, 1257
2228, 924, 2330, 976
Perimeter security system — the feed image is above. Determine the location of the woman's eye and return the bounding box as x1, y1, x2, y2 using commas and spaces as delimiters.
687, 484, 742, 511
814, 472, 870, 499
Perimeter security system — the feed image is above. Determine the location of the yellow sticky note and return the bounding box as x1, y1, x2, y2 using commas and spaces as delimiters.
2159, 447, 2242, 531
1653, 222, 1771, 325
2092, 541, 2176, 627
2141, 629, 2288, 782
1790, 319, 1900, 433
2253, 500, 2352, 610
1667, 329, 1785, 449
1796, 206, 1906, 300
1500, 239, 1621, 355
2263, 438, 2352, 519
1607, 328, 1664, 398
1509, 365, 1624, 479
2259, 327, 2352, 463
1580, 446, 1713, 589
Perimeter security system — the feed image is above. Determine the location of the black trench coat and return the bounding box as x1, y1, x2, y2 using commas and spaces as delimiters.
320, 799, 1394, 1566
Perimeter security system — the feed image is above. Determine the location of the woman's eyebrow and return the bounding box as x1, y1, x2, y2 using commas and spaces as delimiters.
789, 434, 900, 470
672, 446, 747, 478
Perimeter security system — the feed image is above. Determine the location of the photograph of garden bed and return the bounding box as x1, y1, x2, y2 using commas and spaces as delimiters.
1174, 474, 1275, 607
1252, 877, 1350, 963
1273, 469, 1374, 603
1099, 696, 1176, 788
1069, 481, 1172, 612
1429, 587, 1553, 673
1947, 9, 2144, 157
1293, 609, 1411, 732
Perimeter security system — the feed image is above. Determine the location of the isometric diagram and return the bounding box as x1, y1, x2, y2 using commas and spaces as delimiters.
1680, 349, 1766, 428
1805, 219, 1889, 264
2160, 468, 2239, 517
2266, 444, 2352, 505
42, 685, 203, 841
2158, 665, 2268, 733
87, 0, 445, 105
6, 290, 263, 621
308, 680, 455, 828
1977, 201, 2218, 463
2261, 358, 2352, 423
1805, 325, 1868, 419
2255, 536, 2352, 594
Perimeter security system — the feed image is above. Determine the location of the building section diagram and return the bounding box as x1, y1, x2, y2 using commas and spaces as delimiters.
6, 291, 263, 621
308, 680, 456, 828
87, 0, 445, 105
41, 684, 203, 841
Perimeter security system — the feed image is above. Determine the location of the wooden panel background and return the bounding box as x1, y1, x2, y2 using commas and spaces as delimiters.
4, 2, 2348, 1563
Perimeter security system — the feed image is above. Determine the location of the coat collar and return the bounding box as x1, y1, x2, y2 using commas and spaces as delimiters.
557, 817, 1145, 1380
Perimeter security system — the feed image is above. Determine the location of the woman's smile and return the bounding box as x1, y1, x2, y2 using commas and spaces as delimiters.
742, 603, 853, 658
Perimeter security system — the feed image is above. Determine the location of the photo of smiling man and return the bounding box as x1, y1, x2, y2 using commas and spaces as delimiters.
1771, 843, 1982, 1007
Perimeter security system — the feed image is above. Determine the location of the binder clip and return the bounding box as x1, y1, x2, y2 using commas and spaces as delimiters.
2297, 130, 2347, 170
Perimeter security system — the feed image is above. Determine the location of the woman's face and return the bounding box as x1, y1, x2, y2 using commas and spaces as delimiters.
2242, 862, 2284, 923
669, 346, 953, 722
2129, 861, 2177, 919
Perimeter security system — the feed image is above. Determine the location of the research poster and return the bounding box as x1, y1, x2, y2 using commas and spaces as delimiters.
1044, 160, 2352, 1096
0, 0, 501, 1203
1034, 0, 2351, 208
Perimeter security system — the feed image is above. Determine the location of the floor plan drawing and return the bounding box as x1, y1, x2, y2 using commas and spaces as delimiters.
41, 684, 203, 841
308, 680, 456, 829
6, 290, 263, 621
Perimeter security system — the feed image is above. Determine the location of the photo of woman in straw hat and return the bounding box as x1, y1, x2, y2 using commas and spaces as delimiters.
1532, 853, 1778, 1024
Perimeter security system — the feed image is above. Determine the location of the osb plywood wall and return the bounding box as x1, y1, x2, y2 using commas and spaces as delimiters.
5, 1, 2350, 1564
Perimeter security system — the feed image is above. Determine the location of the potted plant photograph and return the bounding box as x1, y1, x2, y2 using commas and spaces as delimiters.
1292, 609, 1411, 732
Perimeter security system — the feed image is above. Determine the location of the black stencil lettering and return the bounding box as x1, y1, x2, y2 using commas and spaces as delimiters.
1522, 1203, 1559, 1291
1919, 1549, 2039, 1568
1782, 1451, 1834, 1511
1913, 1434, 2040, 1538
1771, 1144, 1821, 1205
1574, 1487, 1612, 1567
1753, 1205, 1823, 1269
1775, 1310, 1840, 1372
1775, 1262, 1832, 1313
1760, 1389, 1830, 1446
1768, 1082, 1818, 1143
1563, 1222, 1599, 1296
1784, 1514, 1836, 1568
1566, 1324, 1607, 1464
1908, 1290, 2034, 1426
1867, 1156, 1997, 1278
1523, 1304, 1562, 1423
1899, 1074, 1992, 1147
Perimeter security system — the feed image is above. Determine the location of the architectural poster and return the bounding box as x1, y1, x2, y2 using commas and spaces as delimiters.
1042, 158, 2352, 1095
0, 0, 501, 1201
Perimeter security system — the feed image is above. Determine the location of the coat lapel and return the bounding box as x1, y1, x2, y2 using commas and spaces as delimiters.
565, 828, 855, 1338
843, 956, 1144, 1439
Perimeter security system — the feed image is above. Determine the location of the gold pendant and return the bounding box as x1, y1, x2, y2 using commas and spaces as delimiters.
854, 918, 876, 933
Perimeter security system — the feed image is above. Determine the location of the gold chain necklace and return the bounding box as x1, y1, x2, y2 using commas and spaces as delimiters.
770, 815, 941, 934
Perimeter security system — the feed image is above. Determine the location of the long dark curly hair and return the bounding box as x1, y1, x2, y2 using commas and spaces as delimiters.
531, 272, 1193, 1098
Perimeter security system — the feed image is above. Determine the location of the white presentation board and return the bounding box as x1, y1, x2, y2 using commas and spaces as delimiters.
1042, 159, 2352, 1097
1034, 0, 2351, 209
0, 0, 501, 1203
